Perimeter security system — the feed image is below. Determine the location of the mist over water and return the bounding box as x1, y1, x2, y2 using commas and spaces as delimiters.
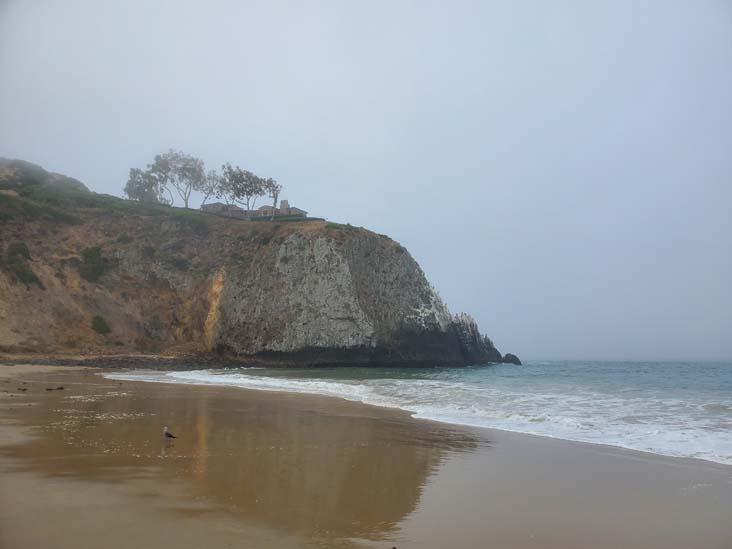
107, 360, 732, 465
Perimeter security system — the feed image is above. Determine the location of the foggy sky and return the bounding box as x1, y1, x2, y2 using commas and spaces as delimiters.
2, 1, 731, 361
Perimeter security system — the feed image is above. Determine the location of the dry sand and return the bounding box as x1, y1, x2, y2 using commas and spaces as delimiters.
1, 364, 730, 549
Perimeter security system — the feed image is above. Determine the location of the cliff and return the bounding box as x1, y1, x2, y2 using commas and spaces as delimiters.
0, 159, 516, 366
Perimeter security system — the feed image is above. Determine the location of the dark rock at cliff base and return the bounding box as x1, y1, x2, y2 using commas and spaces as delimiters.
501, 353, 522, 365
452, 313, 503, 364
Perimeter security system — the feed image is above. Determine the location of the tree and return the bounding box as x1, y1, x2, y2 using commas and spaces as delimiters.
263, 178, 282, 220
219, 163, 266, 211
148, 150, 205, 209
124, 168, 169, 204
200, 170, 220, 206
124, 152, 278, 212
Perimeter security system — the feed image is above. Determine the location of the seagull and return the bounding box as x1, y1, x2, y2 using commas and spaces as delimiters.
163, 426, 177, 440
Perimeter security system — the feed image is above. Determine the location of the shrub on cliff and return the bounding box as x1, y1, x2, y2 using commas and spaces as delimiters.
165, 256, 190, 271
170, 209, 208, 236
0, 191, 79, 225
7, 242, 30, 260
91, 315, 111, 335
145, 315, 164, 339
79, 246, 108, 282
1, 242, 43, 288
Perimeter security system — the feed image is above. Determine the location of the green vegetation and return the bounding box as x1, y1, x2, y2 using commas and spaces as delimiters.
0, 158, 52, 189
79, 246, 108, 282
169, 208, 208, 236
165, 240, 185, 252
230, 251, 248, 265
0, 192, 80, 225
125, 150, 281, 212
146, 314, 163, 339
324, 221, 362, 232
0, 242, 42, 287
165, 256, 190, 271
21, 182, 166, 216
0, 165, 173, 225
141, 246, 157, 259
7, 242, 30, 260
149, 314, 163, 332
91, 315, 111, 335
0, 158, 87, 192
0, 157, 298, 238
251, 215, 322, 223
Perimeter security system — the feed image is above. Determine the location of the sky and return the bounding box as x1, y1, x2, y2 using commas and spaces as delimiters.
1, 1, 731, 361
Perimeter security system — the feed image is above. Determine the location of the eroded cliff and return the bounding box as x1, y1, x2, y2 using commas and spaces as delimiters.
0, 159, 513, 366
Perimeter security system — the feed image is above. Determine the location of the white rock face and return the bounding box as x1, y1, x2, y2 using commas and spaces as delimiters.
266, 234, 375, 351
212, 229, 457, 358
406, 285, 452, 332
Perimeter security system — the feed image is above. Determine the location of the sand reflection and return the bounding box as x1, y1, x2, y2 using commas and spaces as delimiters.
1, 371, 483, 545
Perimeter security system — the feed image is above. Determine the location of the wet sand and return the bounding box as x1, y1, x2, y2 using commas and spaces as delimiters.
1, 364, 731, 549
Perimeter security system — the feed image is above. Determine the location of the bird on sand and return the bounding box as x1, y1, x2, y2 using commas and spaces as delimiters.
163, 426, 177, 440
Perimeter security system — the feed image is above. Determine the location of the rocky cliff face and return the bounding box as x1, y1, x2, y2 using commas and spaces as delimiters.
0, 159, 514, 366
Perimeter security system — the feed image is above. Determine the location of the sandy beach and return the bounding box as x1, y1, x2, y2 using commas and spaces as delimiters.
1, 364, 731, 549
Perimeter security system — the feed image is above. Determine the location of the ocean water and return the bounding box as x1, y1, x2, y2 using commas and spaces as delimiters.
105, 360, 732, 465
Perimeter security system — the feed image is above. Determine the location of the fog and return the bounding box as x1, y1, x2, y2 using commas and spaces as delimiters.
2, 1, 730, 360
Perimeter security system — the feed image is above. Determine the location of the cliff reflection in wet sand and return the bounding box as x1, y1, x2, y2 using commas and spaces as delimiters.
1, 371, 483, 545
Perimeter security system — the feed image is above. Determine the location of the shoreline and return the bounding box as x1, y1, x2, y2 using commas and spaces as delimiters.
6, 360, 730, 468
104, 367, 732, 468
2, 363, 731, 548
6, 362, 732, 469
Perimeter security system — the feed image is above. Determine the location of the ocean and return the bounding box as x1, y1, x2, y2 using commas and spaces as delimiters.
105, 360, 732, 465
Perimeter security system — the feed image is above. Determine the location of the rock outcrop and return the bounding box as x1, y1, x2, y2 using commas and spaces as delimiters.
452, 313, 503, 364
501, 353, 522, 365
0, 159, 518, 366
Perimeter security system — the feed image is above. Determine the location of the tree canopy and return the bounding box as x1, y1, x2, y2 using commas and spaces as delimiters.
219, 163, 266, 211
123, 168, 168, 205
264, 178, 282, 219
124, 150, 280, 213
148, 150, 205, 209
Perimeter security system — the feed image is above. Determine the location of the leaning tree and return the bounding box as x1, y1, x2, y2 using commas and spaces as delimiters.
263, 178, 282, 219
219, 163, 266, 211
148, 150, 205, 209
199, 170, 221, 206
124, 152, 280, 212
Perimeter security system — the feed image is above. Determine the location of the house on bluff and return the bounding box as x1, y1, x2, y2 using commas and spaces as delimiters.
201, 199, 307, 219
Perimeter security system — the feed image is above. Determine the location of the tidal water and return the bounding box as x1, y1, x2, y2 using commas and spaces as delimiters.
106, 360, 732, 465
